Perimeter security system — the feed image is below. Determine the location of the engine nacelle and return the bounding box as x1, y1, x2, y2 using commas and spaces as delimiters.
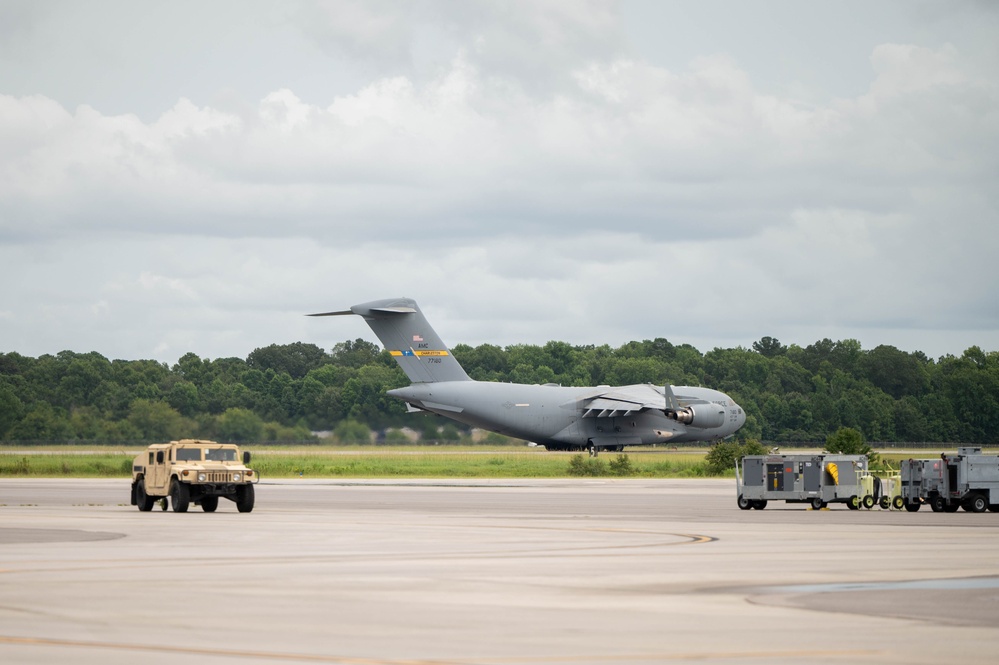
669, 403, 725, 429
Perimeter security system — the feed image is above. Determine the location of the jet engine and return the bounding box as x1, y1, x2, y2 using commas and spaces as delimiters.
668, 404, 725, 429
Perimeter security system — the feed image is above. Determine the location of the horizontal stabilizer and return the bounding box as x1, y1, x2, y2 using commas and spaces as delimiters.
369, 306, 417, 315
307, 310, 354, 317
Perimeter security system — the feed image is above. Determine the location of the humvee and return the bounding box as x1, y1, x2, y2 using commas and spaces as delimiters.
131, 439, 258, 513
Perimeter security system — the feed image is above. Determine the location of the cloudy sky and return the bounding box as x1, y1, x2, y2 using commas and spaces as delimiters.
1, 0, 997, 364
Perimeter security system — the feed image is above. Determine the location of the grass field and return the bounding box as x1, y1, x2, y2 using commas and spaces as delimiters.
0, 446, 713, 478
0, 447, 985, 479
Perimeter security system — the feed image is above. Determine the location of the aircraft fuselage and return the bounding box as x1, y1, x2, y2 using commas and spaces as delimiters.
388, 381, 745, 449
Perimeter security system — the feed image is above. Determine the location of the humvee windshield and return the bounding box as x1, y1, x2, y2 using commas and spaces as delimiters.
175, 448, 202, 461
205, 448, 237, 462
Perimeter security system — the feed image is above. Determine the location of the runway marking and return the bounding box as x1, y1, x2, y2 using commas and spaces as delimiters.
0, 525, 716, 575
0, 636, 881, 663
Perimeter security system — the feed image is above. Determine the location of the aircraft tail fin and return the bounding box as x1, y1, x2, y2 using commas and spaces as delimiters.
309, 297, 471, 383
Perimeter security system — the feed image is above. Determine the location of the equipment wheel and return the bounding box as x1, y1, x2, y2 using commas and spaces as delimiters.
752, 499, 767, 510
989, 505, 999, 513
862, 495, 875, 510
201, 496, 219, 513
236, 484, 255, 513
892, 496, 905, 510
967, 494, 988, 513
737, 495, 752, 510
847, 496, 859, 510
930, 495, 945, 512
810, 497, 825, 510
879, 496, 890, 510
944, 502, 960, 513
135, 480, 155, 512
904, 500, 921, 512
170, 480, 190, 513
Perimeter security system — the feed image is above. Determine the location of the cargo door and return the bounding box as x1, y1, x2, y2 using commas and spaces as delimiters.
803, 461, 821, 492
767, 463, 784, 491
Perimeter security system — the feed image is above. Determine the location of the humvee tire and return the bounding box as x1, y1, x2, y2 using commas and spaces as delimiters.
236, 484, 255, 513
135, 479, 155, 512
171, 481, 190, 513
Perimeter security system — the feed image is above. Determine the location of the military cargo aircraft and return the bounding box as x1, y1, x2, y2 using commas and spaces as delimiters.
310, 298, 746, 454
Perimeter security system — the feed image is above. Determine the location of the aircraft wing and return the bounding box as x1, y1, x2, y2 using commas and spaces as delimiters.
580, 384, 667, 418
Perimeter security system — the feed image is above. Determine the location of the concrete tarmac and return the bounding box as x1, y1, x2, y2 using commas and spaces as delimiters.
1, 477, 998, 664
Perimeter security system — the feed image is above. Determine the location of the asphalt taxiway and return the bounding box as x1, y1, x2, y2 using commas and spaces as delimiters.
1, 478, 998, 664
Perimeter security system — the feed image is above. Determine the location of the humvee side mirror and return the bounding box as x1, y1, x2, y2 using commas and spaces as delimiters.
243, 451, 251, 465
156, 451, 164, 464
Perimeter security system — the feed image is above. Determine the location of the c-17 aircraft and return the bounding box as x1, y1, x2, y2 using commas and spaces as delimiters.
310, 298, 746, 455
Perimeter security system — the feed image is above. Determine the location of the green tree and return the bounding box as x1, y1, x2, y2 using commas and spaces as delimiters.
247, 342, 329, 379
127, 399, 189, 441
334, 419, 372, 444
752, 336, 786, 357
419, 419, 440, 442
331, 339, 382, 369
167, 381, 200, 416
860, 345, 930, 399
825, 427, 872, 457
217, 407, 264, 442
383, 428, 411, 444
7, 403, 74, 441
0, 383, 25, 437
705, 439, 766, 475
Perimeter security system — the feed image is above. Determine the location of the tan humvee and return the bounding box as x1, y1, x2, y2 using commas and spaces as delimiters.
130, 439, 258, 513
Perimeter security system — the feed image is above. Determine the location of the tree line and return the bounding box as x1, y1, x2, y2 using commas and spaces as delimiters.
0, 336, 996, 444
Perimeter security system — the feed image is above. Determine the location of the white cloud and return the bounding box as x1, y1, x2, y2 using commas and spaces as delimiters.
0, 4, 997, 361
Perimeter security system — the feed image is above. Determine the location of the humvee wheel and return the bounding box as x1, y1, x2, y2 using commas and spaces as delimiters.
135, 480, 155, 512
236, 484, 255, 513
201, 496, 219, 513
737, 495, 752, 510
170, 481, 190, 513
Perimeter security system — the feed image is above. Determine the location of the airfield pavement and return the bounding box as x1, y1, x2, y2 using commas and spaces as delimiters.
1, 477, 998, 664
